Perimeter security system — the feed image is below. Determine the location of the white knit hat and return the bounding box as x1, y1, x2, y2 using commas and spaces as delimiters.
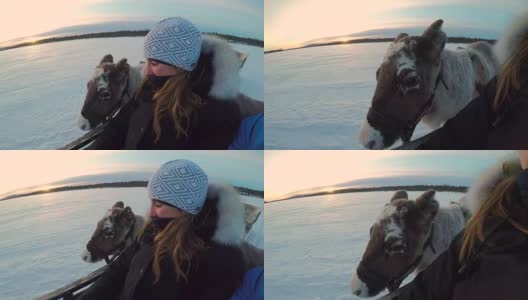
144, 17, 202, 71
148, 160, 208, 215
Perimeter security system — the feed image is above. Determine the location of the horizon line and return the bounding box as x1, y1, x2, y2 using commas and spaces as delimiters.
264, 36, 496, 54
1, 30, 264, 52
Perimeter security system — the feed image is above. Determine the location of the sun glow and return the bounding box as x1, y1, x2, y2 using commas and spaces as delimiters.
265, 0, 417, 50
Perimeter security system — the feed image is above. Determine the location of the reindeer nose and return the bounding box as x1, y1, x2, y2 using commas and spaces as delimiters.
366, 140, 376, 149
353, 290, 361, 296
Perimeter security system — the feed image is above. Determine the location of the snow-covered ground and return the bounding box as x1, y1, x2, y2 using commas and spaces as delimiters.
265, 43, 466, 149
0, 37, 263, 149
265, 191, 464, 300
0, 188, 263, 300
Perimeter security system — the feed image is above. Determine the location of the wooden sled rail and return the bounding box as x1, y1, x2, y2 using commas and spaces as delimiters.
393, 130, 438, 150
58, 122, 109, 150
35, 265, 108, 300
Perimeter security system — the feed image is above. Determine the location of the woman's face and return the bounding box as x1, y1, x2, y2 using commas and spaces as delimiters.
144, 59, 181, 77
148, 199, 185, 218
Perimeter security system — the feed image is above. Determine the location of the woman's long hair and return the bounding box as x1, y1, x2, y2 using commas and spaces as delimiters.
137, 67, 204, 142
459, 161, 528, 262
493, 37, 528, 112
139, 214, 206, 283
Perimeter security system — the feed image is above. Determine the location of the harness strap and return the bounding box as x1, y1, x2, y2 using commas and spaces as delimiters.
368, 61, 447, 144
359, 222, 436, 293
106, 73, 131, 121
103, 216, 136, 266
401, 63, 446, 143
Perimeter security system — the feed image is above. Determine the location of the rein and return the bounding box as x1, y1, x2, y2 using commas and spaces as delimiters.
367, 61, 448, 144
106, 73, 131, 122
103, 216, 136, 265
358, 223, 436, 293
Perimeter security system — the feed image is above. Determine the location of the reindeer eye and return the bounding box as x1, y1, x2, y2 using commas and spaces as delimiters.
385, 240, 407, 255
403, 76, 420, 87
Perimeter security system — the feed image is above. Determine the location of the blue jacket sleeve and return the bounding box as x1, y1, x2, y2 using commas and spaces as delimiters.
230, 267, 264, 300
228, 113, 264, 150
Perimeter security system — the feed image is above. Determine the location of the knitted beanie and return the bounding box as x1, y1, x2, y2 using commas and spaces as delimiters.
148, 160, 208, 215
144, 17, 202, 71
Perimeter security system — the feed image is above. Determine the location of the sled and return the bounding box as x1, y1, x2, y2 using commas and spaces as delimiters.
393, 129, 438, 150
58, 122, 109, 150
34, 265, 108, 300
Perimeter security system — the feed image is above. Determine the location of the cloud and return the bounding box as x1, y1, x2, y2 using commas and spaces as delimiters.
265, 150, 515, 200
1, 0, 263, 42
1, 1, 112, 41
0, 151, 263, 195
265, 0, 522, 49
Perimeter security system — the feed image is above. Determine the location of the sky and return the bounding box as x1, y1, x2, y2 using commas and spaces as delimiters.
0, 0, 263, 43
0, 151, 263, 195
265, 150, 517, 201
265, 0, 525, 50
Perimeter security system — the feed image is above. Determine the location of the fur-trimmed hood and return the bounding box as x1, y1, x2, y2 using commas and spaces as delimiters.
495, 11, 528, 65
463, 156, 521, 214
193, 182, 245, 246
191, 35, 244, 100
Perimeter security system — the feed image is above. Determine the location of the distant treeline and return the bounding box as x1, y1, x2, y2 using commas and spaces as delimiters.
265, 36, 496, 54
1, 181, 263, 201
0, 31, 263, 52
268, 185, 468, 203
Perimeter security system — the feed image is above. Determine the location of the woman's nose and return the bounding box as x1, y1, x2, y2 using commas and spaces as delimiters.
145, 63, 153, 76
148, 206, 157, 217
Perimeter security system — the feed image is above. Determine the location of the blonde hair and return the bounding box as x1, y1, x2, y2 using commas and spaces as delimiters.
493, 37, 528, 112
140, 68, 204, 142
459, 161, 528, 262
140, 214, 206, 283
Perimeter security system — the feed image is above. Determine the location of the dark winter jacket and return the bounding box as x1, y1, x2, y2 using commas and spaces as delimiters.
76, 183, 248, 300
89, 83, 243, 150
415, 66, 528, 149
89, 36, 263, 150
379, 168, 528, 300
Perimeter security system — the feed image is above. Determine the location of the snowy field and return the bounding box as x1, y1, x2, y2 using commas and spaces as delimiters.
265, 191, 465, 300
0, 37, 263, 149
265, 43, 466, 149
0, 188, 263, 300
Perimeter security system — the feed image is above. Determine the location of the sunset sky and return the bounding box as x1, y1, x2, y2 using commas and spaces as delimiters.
265, 0, 524, 50
265, 150, 516, 200
1, 0, 263, 43
0, 151, 263, 195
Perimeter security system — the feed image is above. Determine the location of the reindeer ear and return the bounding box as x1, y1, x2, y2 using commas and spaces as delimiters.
236, 51, 248, 68
112, 201, 124, 209
391, 190, 408, 203
394, 33, 409, 42
100, 54, 114, 65
416, 19, 446, 62
116, 58, 130, 73
416, 189, 439, 218
123, 206, 134, 219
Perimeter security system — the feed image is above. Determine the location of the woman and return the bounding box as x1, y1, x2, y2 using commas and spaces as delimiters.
77, 160, 247, 300
415, 13, 528, 149
91, 17, 263, 149
379, 151, 528, 300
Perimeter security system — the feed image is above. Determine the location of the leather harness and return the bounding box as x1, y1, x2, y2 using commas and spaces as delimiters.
367, 62, 448, 143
